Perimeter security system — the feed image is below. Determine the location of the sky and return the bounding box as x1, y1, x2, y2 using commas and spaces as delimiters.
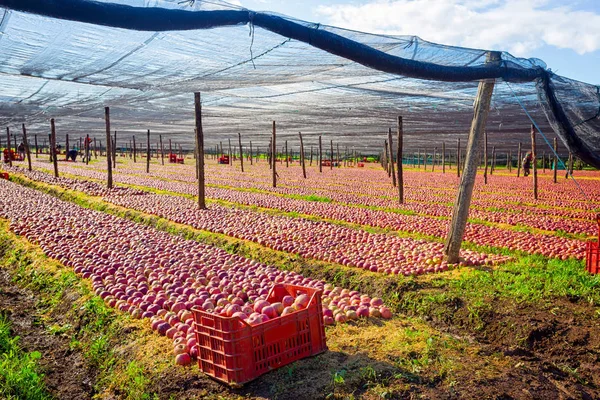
229, 0, 600, 84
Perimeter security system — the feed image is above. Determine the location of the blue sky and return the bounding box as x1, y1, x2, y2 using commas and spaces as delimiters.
233, 0, 599, 85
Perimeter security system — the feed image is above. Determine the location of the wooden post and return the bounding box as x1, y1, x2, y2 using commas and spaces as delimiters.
5, 127, 12, 167
565, 152, 572, 179
387, 128, 396, 187
65, 133, 69, 157
432, 147, 436, 172
542, 151, 546, 173
483, 130, 488, 184
272, 121, 277, 187
456, 139, 460, 177
318, 135, 322, 173
310, 146, 313, 166
113, 130, 117, 168
491, 146, 496, 174
397, 116, 404, 204
285, 140, 289, 168
238, 132, 244, 172
336, 143, 340, 168
104, 108, 112, 188
442, 142, 446, 173
85, 134, 90, 165
508, 151, 512, 172
93, 138, 97, 159
22, 124, 32, 171
194, 93, 206, 209
228, 138, 232, 166
34, 134, 38, 158
132, 136, 137, 163
517, 142, 522, 177
146, 129, 150, 173
160, 135, 164, 165
330, 139, 334, 170
553, 137, 558, 183
531, 124, 538, 200
249, 141, 253, 165
445, 51, 500, 264
299, 132, 307, 179
50, 119, 59, 177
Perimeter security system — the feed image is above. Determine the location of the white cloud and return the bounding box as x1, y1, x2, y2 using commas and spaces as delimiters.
316, 0, 600, 56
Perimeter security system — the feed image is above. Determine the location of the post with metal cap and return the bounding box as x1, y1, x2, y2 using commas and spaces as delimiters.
397, 116, 404, 204
531, 124, 538, 199
272, 121, 277, 187
22, 124, 32, 171
104, 108, 112, 188
445, 51, 500, 264
387, 128, 396, 187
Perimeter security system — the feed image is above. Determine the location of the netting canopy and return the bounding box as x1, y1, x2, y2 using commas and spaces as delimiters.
0, 0, 598, 166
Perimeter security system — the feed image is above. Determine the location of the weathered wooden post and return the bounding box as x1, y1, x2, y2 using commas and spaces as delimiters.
299, 132, 307, 179
160, 135, 164, 165
318, 135, 323, 173
132, 136, 137, 163
336, 143, 340, 167
553, 137, 558, 183
50, 120, 59, 177
5, 127, 12, 167
238, 132, 244, 172
330, 139, 334, 170
397, 116, 404, 204
432, 147, 437, 172
194, 93, 206, 209
508, 151, 512, 172
272, 121, 277, 187
285, 140, 289, 168
65, 133, 70, 158
146, 129, 150, 173
445, 51, 500, 264
34, 134, 38, 158
93, 138, 97, 159
249, 141, 253, 165
310, 146, 313, 166
113, 130, 117, 168
387, 128, 396, 187
531, 124, 538, 199
104, 108, 112, 188
442, 142, 446, 173
228, 138, 233, 166
483, 130, 488, 184
542, 151, 546, 173
456, 139, 460, 177
565, 152, 572, 178
517, 142, 522, 177
22, 124, 32, 171
85, 134, 90, 165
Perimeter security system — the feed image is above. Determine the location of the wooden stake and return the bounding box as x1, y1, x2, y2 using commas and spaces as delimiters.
249, 141, 253, 165
160, 135, 164, 165
445, 51, 499, 264
483, 130, 488, 184
34, 134, 38, 158
194, 93, 206, 209
517, 142, 522, 177
397, 116, 404, 204
113, 130, 117, 168
553, 137, 558, 183
85, 134, 90, 165
272, 121, 277, 187
22, 124, 32, 171
531, 124, 538, 199
318, 135, 322, 173
146, 129, 150, 173
310, 146, 313, 166
105, 109, 112, 187
285, 140, 289, 168
94, 138, 97, 159
542, 151, 546, 173
228, 138, 232, 166
238, 132, 244, 172
66, 133, 69, 156
330, 139, 333, 170
50, 120, 59, 177
299, 132, 307, 179
388, 128, 396, 187
442, 142, 446, 173
5, 127, 12, 167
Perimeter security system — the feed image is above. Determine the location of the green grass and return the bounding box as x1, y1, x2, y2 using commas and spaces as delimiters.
0, 314, 52, 400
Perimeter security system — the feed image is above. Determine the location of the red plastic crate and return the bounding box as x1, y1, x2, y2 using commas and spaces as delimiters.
192, 284, 327, 387
586, 214, 600, 274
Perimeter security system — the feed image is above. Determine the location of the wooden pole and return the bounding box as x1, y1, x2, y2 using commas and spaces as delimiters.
517, 142, 522, 177
565, 152, 572, 179
531, 124, 538, 200
330, 139, 333, 170
442, 142, 446, 173
194, 93, 206, 209
132, 136, 137, 163
22, 124, 32, 171
491, 145, 496, 174
388, 128, 396, 187
272, 121, 277, 187
483, 130, 488, 184
318, 135, 322, 173
456, 139, 460, 177
397, 116, 404, 204
5, 127, 12, 167
508, 151, 512, 172
160, 135, 164, 165
65, 133, 69, 158
228, 138, 232, 166
104, 108, 112, 188
285, 140, 288, 168
85, 134, 90, 165
238, 132, 244, 172
432, 147, 436, 172
336, 142, 340, 168
445, 51, 500, 264
93, 138, 97, 159
542, 151, 546, 173
113, 130, 117, 168
553, 137, 558, 183
34, 134, 38, 158
50, 120, 59, 177
146, 129, 150, 173
249, 141, 253, 165
310, 146, 313, 166
299, 132, 307, 179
